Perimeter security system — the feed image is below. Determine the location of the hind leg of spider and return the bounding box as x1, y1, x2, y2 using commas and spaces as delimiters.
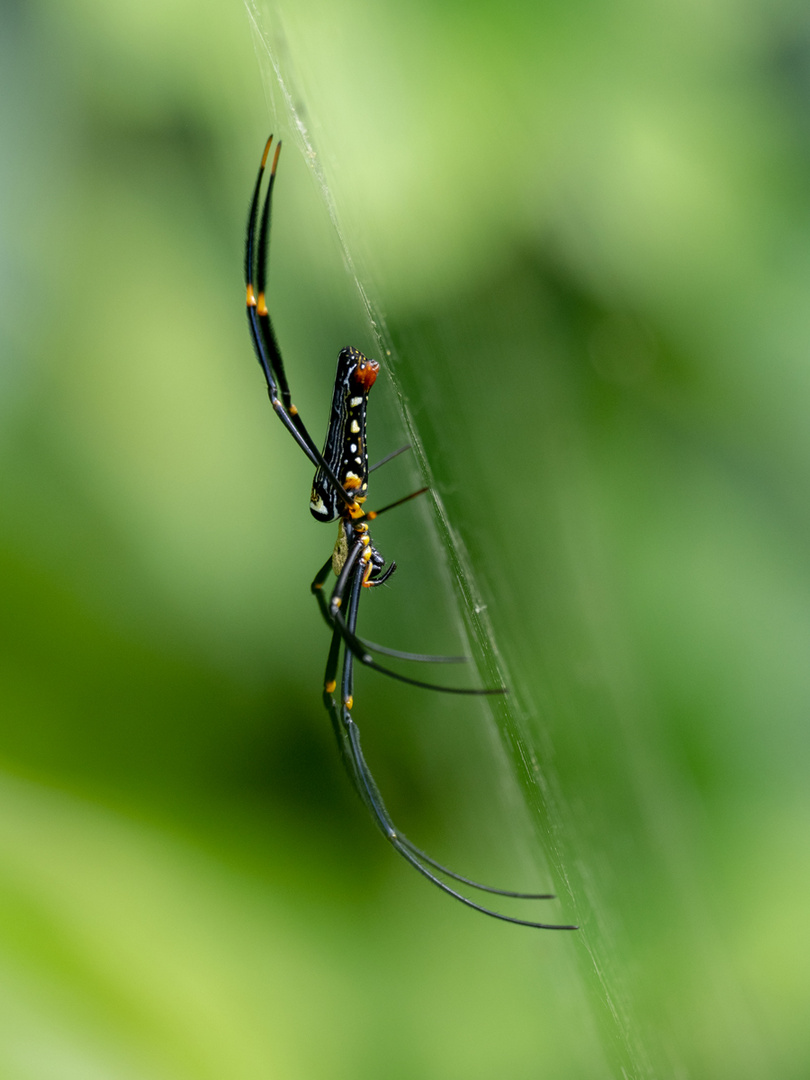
245, 138, 356, 504
245, 139, 308, 446
247, 136, 316, 453
325, 565, 577, 928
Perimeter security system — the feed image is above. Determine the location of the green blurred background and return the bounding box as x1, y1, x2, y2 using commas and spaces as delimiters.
2, 0, 809, 1075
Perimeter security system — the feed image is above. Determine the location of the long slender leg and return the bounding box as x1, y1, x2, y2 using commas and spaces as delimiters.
245, 138, 355, 505
245, 141, 324, 467
310, 526, 501, 692
332, 567, 576, 928
325, 536, 498, 693
312, 548, 466, 664
369, 444, 411, 473
362, 487, 428, 523
322, 613, 359, 788
326, 536, 495, 694
254, 142, 294, 415
340, 559, 363, 706
355, 641, 466, 664
310, 487, 470, 666
253, 141, 327, 467
344, 723, 576, 927
331, 599, 506, 695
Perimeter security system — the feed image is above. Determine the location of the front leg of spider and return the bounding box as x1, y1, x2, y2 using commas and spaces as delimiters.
245, 136, 576, 930
324, 544, 578, 929
307, 351, 574, 928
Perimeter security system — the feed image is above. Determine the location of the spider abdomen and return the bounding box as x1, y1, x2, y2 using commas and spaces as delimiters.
310, 347, 379, 522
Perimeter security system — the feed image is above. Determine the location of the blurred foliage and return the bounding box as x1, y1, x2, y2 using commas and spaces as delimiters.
2, 0, 810, 1076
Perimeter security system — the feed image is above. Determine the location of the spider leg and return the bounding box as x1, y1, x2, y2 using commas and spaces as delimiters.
249, 139, 296, 417
361, 488, 480, 661
361, 487, 428, 522
245, 137, 355, 505
322, 605, 363, 789
245, 140, 305, 436
387, 831, 556, 900
328, 539, 505, 694
369, 444, 411, 473
355, 642, 466, 664
326, 568, 576, 929
329, 548, 506, 694
311, 552, 467, 664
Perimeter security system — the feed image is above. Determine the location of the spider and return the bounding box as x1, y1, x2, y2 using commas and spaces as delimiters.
244, 135, 576, 930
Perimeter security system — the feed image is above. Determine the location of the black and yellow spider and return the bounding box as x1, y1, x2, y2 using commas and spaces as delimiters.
244, 135, 575, 930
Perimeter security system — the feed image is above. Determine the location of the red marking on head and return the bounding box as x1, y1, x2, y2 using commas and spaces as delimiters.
353, 358, 379, 391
